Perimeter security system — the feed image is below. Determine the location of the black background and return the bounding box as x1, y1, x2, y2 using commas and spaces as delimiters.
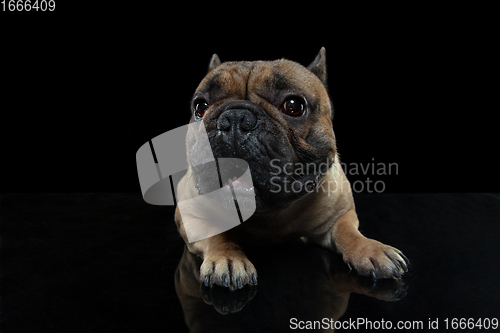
2, 192, 499, 332
1, 5, 498, 194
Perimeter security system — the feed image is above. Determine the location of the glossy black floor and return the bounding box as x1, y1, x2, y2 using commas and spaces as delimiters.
2, 193, 499, 332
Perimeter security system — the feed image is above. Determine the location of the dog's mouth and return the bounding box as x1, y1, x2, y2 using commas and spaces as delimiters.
192, 158, 256, 196
220, 176, 255, 196
192, 158, 329, 214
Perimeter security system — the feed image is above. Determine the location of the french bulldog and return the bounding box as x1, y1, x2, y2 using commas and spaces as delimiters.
174, 47, 409, 290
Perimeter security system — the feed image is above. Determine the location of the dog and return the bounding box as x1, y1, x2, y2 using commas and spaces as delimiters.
174, 48, 409, 290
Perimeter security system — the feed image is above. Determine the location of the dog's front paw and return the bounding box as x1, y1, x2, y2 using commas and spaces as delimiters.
200, 252, 258, 291
342, 238, 409, 280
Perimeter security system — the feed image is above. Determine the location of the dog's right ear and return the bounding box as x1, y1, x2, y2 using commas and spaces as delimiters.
208, 54, 221, 72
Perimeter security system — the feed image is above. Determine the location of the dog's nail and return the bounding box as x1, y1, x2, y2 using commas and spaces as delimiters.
236, 277, 243, 289
251, 274, 258, 286
222, 273, 229, 287
392, 268, 401, 279
204, 275, 210, 287
397, 259, 408, 273
399, 252, 410, 266
221, 305, 229, 314
346, 262, 353, 273
370, 270, 377, 281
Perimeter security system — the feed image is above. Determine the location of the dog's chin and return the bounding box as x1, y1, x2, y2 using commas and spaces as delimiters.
253, 172, 324, 213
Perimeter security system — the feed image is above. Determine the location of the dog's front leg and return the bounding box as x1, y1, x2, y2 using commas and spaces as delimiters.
175, 208, 257, 290
311, 209, 409, 280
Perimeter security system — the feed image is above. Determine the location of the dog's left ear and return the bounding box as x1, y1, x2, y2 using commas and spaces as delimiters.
307, 47, 327, 86
208, 53, 221, 72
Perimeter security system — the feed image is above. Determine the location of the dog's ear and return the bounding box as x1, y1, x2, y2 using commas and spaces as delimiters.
208, 53, 221, 72
307, 47, 327, 86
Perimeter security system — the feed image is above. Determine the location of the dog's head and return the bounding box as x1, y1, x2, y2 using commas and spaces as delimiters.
187, 48, 337, 212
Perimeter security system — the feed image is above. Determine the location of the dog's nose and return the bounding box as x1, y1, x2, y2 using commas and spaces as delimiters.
217, 109, 258, 132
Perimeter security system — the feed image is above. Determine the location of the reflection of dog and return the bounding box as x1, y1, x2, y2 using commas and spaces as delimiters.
175, 243, 407, 331
175, 48, 409, 290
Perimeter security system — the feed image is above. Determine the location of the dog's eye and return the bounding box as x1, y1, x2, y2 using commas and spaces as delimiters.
281, 97, 306, 117
193, 99, 209, 118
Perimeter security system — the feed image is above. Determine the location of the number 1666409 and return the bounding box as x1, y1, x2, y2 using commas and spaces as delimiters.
2, 0, 56, 11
